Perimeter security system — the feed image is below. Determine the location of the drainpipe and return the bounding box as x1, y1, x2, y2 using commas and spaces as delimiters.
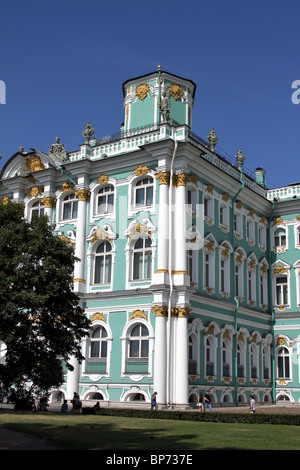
157, 65, 162, 126
58, 166, 77, 186
166, 139, 178, 407
231, 171, 245, 404
268, 199, 277, 403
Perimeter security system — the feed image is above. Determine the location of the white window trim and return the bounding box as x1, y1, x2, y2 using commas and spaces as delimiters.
272, 261, 291, 309
275, 336, 292, 382
89, 177, 117, 224
247, 254, 258, 306
203, 235, 217, 294
234, 248, 246, 302
120, 317, 154, 379
272, 224, 288, 254
218, 242, 233, 298
293, 259, 300, 306
128, 170, 156, 218
258, 258, 269, 309
81, 320, 112, 379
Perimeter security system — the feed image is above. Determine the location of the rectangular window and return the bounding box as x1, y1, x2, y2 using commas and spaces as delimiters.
276, 276, 288, 306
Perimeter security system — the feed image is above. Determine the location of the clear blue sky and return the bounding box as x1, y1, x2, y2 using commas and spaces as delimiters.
1, 0, 299, 189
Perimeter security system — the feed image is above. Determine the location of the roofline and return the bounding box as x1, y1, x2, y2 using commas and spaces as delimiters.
122, 69, 197, 99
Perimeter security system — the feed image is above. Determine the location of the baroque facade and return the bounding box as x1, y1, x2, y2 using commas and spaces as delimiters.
1, 67, 300, 407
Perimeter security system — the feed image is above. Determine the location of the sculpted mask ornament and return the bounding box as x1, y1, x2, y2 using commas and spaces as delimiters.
49, 137, 69, 162
135, 83, 150, 101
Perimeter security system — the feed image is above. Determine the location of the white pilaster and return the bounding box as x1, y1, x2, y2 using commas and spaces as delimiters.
73, 189, 90, 293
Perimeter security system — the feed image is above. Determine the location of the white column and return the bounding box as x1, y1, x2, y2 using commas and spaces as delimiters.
41, 196, 56, 225
152, 306, 168, 404
73, 189, 90, 293
174, 307, 190, 406
66, 355, 80, 400
173, 173, 189, 286
152, 172, 170, 285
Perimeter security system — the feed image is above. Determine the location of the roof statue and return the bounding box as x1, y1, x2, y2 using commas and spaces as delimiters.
82, 122, 94, 144
235, 148, 246, 171
207, 128, 218, 152
49, 137, 69, 162
160, 91, 170, 123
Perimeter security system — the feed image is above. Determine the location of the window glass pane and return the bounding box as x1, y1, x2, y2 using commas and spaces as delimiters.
136, 188, 144, 206
101, 341, 107, 358
141, 340, 149, 357
91, 342, 100, 358
129, 340, 139, 357
146, 186, 153, 205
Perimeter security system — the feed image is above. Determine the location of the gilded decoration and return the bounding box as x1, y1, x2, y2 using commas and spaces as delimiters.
41, 196, 56, 208
277, 337, 287, 346
1, 196, 10, 205
223, 329, 231, 342
75, 189, 90, 202
206, 183, 214, 193
237, 332, 245, 344
273, 265, 288, 275
273, 217, 284, 226
92, 228, 111, 245
248, 259, 256, 271
128, 222, 151, 242
222, 192, 230, 202
235, 249, 244, 264
260, 264, 268, 274
134, 165, 150, 176
130, 310, 147, 321
236, 201, 243, 210
97, 174, 109, 184
205, 240, 215, 252
91, 312, 106, 323
168, 83, 184, 101
26, 155, 45, 172
59, 235, 74, 247
59, 182, 75, 192
248, 209, 255, 218
27, 186, 43, 198
155, 171, 170, 186
135, 83, 150, 101
297, 214, 300, 222
221, 244, 230, 260
151, 305, 168, 317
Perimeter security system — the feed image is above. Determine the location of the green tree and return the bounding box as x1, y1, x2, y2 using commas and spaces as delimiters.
0, 201, 91, 408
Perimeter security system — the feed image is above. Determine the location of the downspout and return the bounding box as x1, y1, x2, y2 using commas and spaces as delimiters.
231, 171, 245, 404
268, 199, 276, 403
58, 166, 77, 186
157, 65, 162, 126
166, 139, 178, 407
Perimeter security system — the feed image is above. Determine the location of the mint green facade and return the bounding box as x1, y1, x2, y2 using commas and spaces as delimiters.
0, 68, 299, 407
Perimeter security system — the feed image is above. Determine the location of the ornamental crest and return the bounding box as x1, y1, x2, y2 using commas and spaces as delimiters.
168, 83, 183, 101
135, 83, 150, 101
26, 155, 45, 172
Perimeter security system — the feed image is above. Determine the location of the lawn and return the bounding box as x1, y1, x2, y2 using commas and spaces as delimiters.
1, 411, 300, 451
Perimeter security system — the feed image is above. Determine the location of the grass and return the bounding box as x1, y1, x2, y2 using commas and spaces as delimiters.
1, 410, 300, 450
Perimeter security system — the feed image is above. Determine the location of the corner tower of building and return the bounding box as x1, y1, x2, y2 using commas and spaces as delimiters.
122, 66, 196, 131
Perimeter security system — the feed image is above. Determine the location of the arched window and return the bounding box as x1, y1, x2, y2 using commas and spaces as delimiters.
277, 346, 290, 379
96, 185, 114, 215
134, 177, 153, 207
94, 241, 112, 284
205, 336, 215, 376
133, 237, 152, 280
129, 324, 149, 359
90, 326, 108, 359
250, 344, 258, 379
222, 340, 231, 377
85, 325, 109, 375
62, 193, 78, 220
31, 200, 44, 220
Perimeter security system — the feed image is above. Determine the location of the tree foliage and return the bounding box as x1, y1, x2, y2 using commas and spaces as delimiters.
0, 201, 91, 405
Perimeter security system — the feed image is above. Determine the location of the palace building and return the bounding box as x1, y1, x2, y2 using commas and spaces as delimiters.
1, 67, 300, 407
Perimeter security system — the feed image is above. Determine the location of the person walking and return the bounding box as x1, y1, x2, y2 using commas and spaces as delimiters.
197, 392, 204, 412
249, 394, 256, 413
151, 392, 158, 410
203, 390, 213, 412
